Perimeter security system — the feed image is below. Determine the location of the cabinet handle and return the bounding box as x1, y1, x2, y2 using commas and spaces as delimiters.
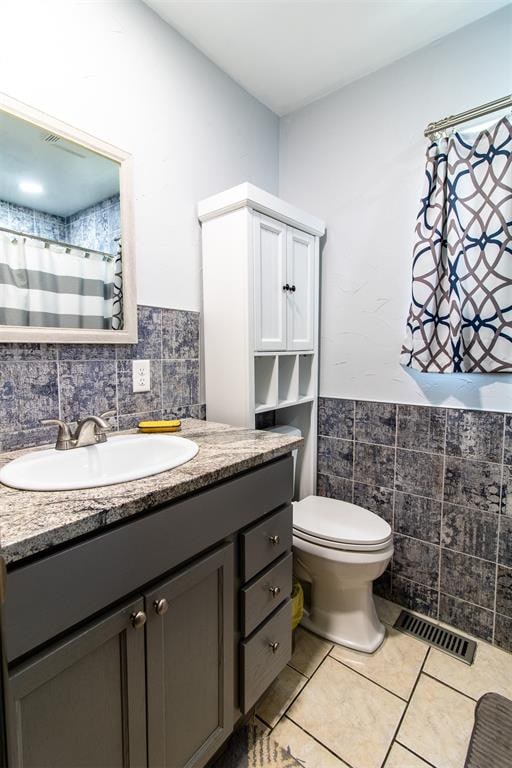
269, 585, 281, 598
268, 535, 280, 545
130, 610, 147, 629
282, 284, 290, 291
269, 641, 280, 653
153, 598, 169, 616
290, 284, 296, 292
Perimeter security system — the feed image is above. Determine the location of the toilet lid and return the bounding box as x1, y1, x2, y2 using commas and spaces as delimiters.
293, 496, 391, 547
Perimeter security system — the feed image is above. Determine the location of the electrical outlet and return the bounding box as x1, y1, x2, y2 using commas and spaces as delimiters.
132, 359, 151, 393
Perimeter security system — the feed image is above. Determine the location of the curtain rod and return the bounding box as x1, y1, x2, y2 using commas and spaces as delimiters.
0, 225, 115, 261
424, 94, 512, 138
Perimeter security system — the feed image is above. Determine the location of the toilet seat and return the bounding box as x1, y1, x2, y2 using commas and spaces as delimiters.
293, 495, 392, 552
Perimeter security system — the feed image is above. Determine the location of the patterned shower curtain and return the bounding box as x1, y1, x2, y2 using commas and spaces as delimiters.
401, 115, 512, 373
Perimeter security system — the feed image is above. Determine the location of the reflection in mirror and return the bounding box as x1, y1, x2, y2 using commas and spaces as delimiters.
0, 108, 124, 330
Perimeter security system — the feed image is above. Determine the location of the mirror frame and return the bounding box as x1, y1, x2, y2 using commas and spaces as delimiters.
0, 92, 137, 344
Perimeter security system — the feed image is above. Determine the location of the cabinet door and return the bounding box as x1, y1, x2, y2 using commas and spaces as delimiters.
8, 598, 147, 768
253, 213, 287, 351
145, 543, 234, 768
286, 227, 316, 350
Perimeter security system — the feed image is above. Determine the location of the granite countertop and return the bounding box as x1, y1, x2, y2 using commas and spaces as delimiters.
0, 419, 302, 566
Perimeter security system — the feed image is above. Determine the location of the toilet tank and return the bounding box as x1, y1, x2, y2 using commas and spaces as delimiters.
265, 425, 302, 487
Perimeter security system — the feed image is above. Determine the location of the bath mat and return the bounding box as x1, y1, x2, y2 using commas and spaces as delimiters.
209, 723, 302, 768
464, 692, 512, 768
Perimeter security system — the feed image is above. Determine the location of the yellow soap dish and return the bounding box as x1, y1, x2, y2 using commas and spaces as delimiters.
137, 419, 182, 433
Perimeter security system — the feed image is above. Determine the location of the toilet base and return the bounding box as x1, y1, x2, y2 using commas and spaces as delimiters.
293, 535, 393, 654
300, 591, 386, 653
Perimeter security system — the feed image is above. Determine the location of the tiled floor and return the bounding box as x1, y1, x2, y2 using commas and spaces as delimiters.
252, 596, 512, 768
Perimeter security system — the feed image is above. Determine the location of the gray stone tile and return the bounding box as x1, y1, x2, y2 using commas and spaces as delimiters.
441, 503, 499, 561
317, 436, 353, 479
0, 424, 57, 451
439, 594, 494, 642
499, 516, 512, 567
392, 575, 438, 618
117, 359, 162, 415
162, 309, 200, 359
317, 473, 353, 502
162, 360, 199, 408
59, 361, 117, 422
355, 400, 396, 446
395, 449, 443, 500
255, 411, 275, 430
162, 403, 206, 420
394, 492, 441, 544
353, 482, 393, 525
503, 466, 511, 516
494, 613, 512, 652
0, 361, 59, 430
443, 457, 503, 515
353, 442, 395, 489
318, 397, 354, 440
505, 415, 512, 466
496, 565, 512, 618
58, 344, 116, 361
0, 343, 57, 361
393, 534, 440, 589
117, 410, 162, 431
440, 549, 496, 609
116, 305, 162, 360
397, 405, 446, 453
445, 409, 504, 462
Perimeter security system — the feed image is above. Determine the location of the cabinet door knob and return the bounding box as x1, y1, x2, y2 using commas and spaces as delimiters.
290, 284, 296, 292
282, 284, 290, 291
130, 610, 147, 629
269, 585, 281, 598
268, 535, 280, 545
269, 641, 280, 653
153, 598, 169, 616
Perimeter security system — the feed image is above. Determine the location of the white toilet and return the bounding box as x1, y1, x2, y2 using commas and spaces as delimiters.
266, 425, 393, 653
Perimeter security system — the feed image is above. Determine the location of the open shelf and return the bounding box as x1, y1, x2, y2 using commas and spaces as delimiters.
254, 353, 315, 413
254, 355, 278, 411
278, 355, 299, 405
299, 354, 314, 397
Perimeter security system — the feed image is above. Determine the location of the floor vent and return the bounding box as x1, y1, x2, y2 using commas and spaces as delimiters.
394, 610, 476, 664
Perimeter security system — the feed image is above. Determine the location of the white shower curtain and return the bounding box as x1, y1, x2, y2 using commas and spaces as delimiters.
0, 232, 115, 328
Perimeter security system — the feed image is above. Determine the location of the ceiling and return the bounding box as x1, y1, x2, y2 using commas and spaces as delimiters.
0, 110, 119, 218
144, 0, 510, 115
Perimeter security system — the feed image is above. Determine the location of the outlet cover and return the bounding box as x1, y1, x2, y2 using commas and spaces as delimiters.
132, 359, 151, 393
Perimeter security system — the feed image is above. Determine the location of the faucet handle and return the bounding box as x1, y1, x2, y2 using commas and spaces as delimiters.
41, 418, 74, 450
99, 410, 116, 423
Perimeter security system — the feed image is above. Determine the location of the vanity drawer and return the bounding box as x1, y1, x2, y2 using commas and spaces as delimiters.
241, 553, 292, 637
241, 505, 292, 582
240, 598, 292, 713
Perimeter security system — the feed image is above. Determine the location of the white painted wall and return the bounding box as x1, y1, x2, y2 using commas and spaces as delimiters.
279, 7, 512, 412
0, 0, 279, 312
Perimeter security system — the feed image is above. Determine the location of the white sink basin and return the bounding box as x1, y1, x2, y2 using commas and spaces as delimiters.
0, 434, 199, 491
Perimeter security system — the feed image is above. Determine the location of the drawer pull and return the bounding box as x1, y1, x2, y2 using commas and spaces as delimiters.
268, 535, 280, 545
269, 585, 281, 598
153, 598, 169, 616
269, 641, 280, 653
130, 610, 147, 630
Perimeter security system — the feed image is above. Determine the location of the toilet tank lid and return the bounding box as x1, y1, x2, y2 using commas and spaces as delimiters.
264, 425, 302, 438
293, 495, 391, 546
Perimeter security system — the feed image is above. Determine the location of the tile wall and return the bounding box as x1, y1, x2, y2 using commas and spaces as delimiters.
0, 194, 120, 254
317, 397, 512, 651
0, 305, 204, 452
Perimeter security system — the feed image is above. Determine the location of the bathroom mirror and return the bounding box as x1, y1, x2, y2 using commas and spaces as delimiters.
0, 93, 136, 343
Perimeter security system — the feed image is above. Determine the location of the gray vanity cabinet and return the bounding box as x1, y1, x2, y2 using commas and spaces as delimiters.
145, 543, 234, 768
7, 597, 147, 768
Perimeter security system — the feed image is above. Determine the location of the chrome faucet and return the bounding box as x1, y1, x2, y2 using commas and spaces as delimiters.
42, 410, 116, 450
